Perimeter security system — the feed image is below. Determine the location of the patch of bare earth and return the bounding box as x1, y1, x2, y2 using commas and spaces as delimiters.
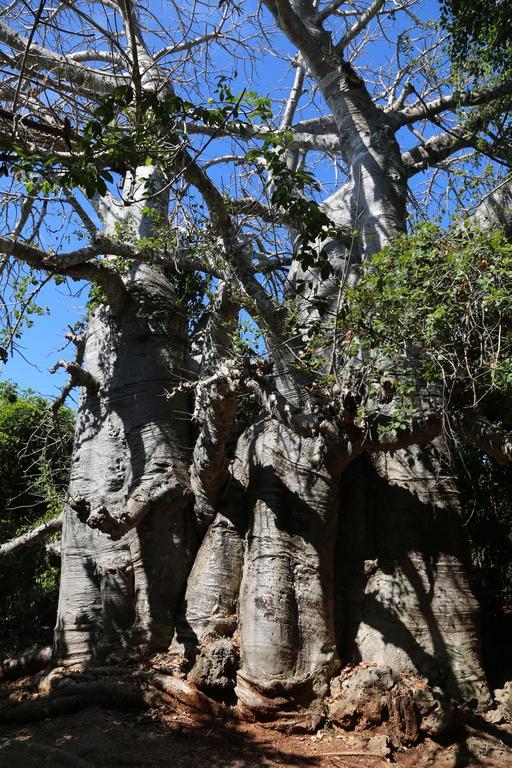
1, 670, 512, 768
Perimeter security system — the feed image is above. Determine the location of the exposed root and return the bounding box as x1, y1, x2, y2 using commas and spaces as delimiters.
0, 680, 147, 723
141, 672, 232, 719
0, 646, 52, 681
0, 738, 98, 768
1, 665, 236, 726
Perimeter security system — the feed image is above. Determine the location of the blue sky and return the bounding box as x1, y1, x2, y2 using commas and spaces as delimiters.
2, 279, 88, 400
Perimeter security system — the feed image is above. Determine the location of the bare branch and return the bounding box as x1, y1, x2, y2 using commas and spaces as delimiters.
154, 29, 226, 60
67, 50, 126, 67
401, 106, 496, 177
64, 191, 98, 237
280, 64, 306, 129
263, 0, 329, 69
50, 359, 100, 394
0, 233, 111, 271
316, 0, 346, 23
0, 514, 63, 558
391, 80, 512, 127
0, 20, 126, 96
176, 148, 285, 334
185, 118, 342, 153
52, 332, 87, 414
11, 0, 46, 116
339, 0, 386, 49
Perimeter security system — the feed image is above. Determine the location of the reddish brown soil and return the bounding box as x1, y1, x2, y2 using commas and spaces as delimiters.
1, 676, 512, 768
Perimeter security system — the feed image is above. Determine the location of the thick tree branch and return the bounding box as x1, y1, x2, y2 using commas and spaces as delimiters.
66, 49, 126, 67
0, 233, 118, 271
316, 0, 346, 23
0, 514, 63, 557
64, 192, 98, 237
50, 359, 99, 394
402, 128, 468, 176
52, 333, 87, 414
357, 411, 512, 465
263, 0, 330, 73
0, 233, 129, 311
0, 20, 126, 95
401, 107, 494, 177
69, 472, 191, 540
185, 119, 342, 153
177, 149, 285, 335
391, 80, 512, 127
0, 104, 70, 148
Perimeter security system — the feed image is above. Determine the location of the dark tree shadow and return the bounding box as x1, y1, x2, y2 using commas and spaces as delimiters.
337, 449, 486, 700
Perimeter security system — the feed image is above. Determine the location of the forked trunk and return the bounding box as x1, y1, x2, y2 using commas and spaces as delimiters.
175, 427, 490, 724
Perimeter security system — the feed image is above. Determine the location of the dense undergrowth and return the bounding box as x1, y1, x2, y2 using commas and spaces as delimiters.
0, 381, 73, 654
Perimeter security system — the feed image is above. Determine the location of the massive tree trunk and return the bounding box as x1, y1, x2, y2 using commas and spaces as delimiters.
53, 270, 196, 663
53, 169, 197, 663
4, 0, 511, 737
339, 448, 489, 704
49, 9, 490, 722
51, 160, 490, 725
234, 422, 343, 724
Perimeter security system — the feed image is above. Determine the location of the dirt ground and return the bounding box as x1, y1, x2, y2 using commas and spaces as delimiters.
2, 686, 512, 768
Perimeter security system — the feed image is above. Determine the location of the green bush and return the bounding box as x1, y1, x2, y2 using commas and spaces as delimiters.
0, 381, 74, 654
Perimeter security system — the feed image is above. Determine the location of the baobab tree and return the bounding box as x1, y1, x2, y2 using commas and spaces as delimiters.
0, 0, 511, 729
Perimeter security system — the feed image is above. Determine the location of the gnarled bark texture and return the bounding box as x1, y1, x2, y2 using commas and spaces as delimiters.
338, 447, 489, 705
48, 4, 490, 724
54, 266, 196, 663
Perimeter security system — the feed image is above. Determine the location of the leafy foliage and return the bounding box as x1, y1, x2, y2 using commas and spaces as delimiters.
6, 79, 276, 198
441, 0, 512, 78
6, 77, 347, 286
0, 382, 74, 652
334, 224, 512, 436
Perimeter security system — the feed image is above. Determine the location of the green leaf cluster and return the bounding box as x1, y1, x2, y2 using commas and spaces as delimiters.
4, 77, 277, 199
441, 0, 512, 79
337, 223, 512, 430
0, 382, 74, 653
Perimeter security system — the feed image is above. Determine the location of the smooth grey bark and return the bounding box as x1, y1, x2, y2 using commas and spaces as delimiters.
53, 168, 197, 664
338, 447, 490, 705
50, 144, 491, 730
235, 421, 344, 720
172, 427, 250, 657
53, 275, 195, 662
45, 4, 492, 722
258, 10, 490, 708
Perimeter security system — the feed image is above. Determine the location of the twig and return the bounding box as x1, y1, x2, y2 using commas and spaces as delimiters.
314, 750, 388, 758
